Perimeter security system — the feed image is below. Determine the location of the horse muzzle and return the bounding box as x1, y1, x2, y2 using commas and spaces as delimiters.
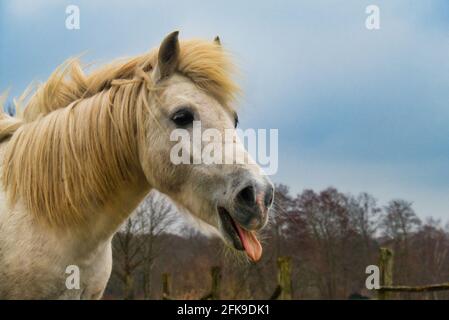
217, 181, 274, 262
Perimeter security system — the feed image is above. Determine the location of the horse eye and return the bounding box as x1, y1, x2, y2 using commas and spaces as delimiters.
234, 115, 239, 128
171, 109, 194, 127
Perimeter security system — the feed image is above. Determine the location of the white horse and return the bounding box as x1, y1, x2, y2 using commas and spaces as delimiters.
0, 32, 274, 299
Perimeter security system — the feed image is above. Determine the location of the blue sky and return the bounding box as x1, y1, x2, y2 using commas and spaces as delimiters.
1, 0, 449, 221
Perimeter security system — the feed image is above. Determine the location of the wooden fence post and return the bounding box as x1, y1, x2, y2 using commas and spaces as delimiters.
162, 273, 171, 300
378, 247, 393, 300
277, 256, 292, 300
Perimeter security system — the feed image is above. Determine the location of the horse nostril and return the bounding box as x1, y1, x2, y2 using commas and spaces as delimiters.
237, 185, 256, 207
264, 185, 274, 208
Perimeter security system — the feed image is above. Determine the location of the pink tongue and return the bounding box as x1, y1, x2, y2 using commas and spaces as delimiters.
235, 225, 262, 262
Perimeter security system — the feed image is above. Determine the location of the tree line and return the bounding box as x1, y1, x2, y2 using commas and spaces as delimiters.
104, 185, 449, 300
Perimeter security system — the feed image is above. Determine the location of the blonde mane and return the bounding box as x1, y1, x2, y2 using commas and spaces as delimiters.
0, 39, 239, 228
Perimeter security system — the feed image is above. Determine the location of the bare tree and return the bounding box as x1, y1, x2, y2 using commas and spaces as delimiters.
112, 191, 177, 299
270, 184, 295, 259
138, 192, 177, 299
113, 216, 143, 299
380, 199, 421, 290
410, 218, 449, 299
348, 192, 381, 259
297, 188, 353, 299
381, 200, 421, 241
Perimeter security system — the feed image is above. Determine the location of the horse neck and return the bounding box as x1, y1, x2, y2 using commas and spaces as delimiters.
60, 87, 153, 243
40, 180, 151, 261
77, 177, 151, 246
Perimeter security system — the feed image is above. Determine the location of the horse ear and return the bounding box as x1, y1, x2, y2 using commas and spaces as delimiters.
153, 31, 180, 83
214, 36, 221, 46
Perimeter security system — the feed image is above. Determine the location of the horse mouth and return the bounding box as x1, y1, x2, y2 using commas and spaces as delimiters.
217, 207, 263, 262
